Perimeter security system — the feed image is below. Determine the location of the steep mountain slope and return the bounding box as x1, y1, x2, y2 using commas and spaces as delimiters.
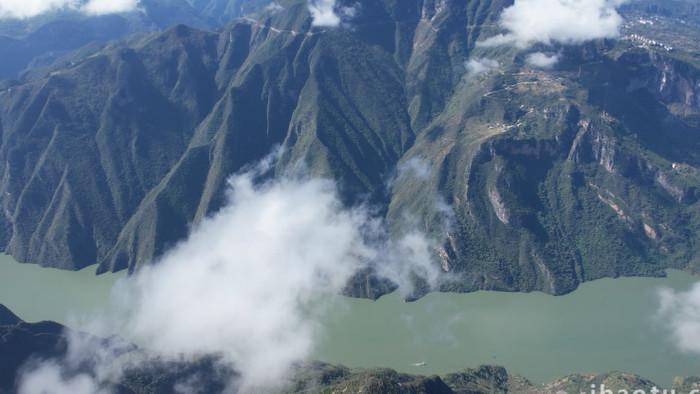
391, 42, 700, 295
1, 0, 699, 296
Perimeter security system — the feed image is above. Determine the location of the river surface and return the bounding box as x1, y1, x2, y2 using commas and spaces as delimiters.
0, 254, 124, 323
314, 270, 700, 386
0, 254, 698, 386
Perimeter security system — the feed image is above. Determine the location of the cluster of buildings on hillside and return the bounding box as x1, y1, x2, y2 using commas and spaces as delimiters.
626, 33, 674, 52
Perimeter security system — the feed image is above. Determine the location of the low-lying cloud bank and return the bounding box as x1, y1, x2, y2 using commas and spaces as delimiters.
0, 0, 138, 18
114, 174, 369, 388
19, 154, 449, 392
657, 283, 700, 354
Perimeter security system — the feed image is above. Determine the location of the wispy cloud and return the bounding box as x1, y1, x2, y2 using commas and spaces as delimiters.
19, 361, 102, 394
377, 232, 444, 295
657, 283, 700, 354
265, 2, 283, 13
19, 152, 448, 391
0, 0, 138, 18
526, 52, 561, 69
465, 57, 499, 78
79, 0, 137, 15
307, 0, 358, 27
386, 157, 455, 288
478, 0, 627, 49
397, 157, 431, 180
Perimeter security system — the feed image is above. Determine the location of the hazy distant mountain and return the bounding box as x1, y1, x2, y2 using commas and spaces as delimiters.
1, 0, 700, 297
0, 0, 274, 80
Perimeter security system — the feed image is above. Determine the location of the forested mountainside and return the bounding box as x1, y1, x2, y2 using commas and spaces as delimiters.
1, 0, 700, 296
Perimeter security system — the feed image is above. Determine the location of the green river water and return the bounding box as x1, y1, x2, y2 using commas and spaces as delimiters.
0, 254, 698, 386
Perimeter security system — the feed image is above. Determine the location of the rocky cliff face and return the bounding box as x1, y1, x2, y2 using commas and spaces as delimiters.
623, 50, 700, 120
388, 42, 700, 294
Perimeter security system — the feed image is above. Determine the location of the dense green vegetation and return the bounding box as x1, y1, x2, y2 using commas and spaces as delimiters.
0, 0, 699, 298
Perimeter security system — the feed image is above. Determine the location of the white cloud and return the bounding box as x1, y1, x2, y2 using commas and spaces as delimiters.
308, 0, 340, 27
19, 362, 103, 394
19, 153, 448, 391
478, 0, 627, 48
339, 3, 358, 19
386, 158, 455, 286
81, 0, 138, 15
379, 232, 444, 295
657, 283, 700, 354
0, 0, 74, 18
265, 2, 283, 12
465, 57, 499, 78
398, 157, 431, 180
526, 52, 561, 68
0, 0, 139, 18
112, 174, 373, 388
307, 0, 358, 27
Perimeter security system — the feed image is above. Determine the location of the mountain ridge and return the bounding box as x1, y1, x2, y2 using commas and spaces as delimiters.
0, 0, 277, 80
0, 0, 699, 297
